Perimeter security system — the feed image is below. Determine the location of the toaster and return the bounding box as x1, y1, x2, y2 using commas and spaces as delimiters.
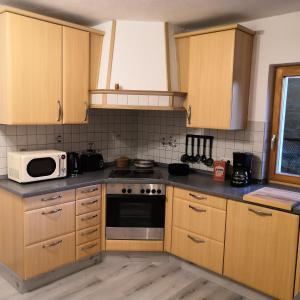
80, 150, 104, 172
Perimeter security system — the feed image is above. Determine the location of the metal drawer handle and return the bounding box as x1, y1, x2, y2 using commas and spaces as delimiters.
81, 214, 98, 221
81, 199, 98, 206
189, 205, 206, 213
248, 208, 272, 217
42, 239, 62, 249
81, 229, 98, 236
187, 234, 205, 244
57, 100, 62, 122
42, 208, 62, 215
187, 105, 192, 125
81, 187, 98, 194
81, 243, 97, 251
41, 195, 62, 202
189, 193, 207, 200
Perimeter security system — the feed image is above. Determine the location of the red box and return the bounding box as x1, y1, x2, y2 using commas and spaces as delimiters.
214, 160, 226, 182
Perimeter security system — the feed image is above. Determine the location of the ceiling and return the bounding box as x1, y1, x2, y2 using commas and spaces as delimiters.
1, 0, 300, 27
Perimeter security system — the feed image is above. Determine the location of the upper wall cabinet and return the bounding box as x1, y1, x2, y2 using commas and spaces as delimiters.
0, 8, 104, 125
175, 25, 254, 129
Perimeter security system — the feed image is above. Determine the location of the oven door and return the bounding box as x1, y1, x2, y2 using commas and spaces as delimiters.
106, 194, 165, 240
22, 155, 60, 182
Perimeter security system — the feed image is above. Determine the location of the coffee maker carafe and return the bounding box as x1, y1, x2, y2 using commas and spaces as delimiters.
231, 152, 253, 187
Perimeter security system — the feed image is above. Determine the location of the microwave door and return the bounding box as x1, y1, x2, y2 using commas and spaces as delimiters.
23, 155, 60, 181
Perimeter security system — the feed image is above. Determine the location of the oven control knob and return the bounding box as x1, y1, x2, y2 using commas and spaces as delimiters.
151, 189, 156, 194
146, 189, 150, 194
127, 188, 132, 194
140, 189, 145, 194
157, 189, 162, 194
122, 188, 126, 194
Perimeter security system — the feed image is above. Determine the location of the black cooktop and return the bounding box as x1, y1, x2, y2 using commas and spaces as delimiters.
109, 169, 162, 179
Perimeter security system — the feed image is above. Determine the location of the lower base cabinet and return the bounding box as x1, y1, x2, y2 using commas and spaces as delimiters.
24, 233, 75, 279
171, 227, 224, 274
224, 200, 299, 300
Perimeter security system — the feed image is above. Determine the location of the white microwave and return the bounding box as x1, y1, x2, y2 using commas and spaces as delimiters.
8, 150, 67, 183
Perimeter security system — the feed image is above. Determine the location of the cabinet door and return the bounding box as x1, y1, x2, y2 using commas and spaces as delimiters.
224, 200, 299, 300
175, 37, 190, 93
5, 13, 62, 124
63, 27, 89, 124
187, 30, 235, 129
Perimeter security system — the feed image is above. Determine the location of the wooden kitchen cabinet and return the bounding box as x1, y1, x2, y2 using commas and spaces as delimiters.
224, 200, 299, 300
0, 13, 63, 124
175, 25, 254, 129
0, 8, 103, 125
63, 27, 89, 124
171, 187, 227, 273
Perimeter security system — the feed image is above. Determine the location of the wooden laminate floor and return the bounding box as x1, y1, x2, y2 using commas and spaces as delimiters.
0, 253, 273, 300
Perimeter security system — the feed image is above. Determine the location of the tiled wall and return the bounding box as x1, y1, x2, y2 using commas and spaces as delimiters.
137, 111, 270, 180
0, 110, 138, 176
0, 109, 270, 180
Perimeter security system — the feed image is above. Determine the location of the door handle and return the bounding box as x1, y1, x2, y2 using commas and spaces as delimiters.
81, 214, 98, 221
271, 134, 277, 150
81, 243, 97, 251
248, 208, 272, 217
188, 205, 206, 213
42, 239, 62, 249
81, 229, 98, 236
187, 234, 205, 244
41, 195, 62, 202
81, 187, 98, 194
189, 193, 207, 200
84, 101, 88, 122
81, 199, 98, 206
57, 100, 62, 122
41, 208, 62, 215
187, 105, 192, 125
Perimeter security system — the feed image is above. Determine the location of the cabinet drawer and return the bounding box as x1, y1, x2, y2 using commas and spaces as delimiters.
171, 227, 224, 274
24, 189, 75, 211
173, 197, 226, 242
76, 185, 101, 200
76, 196, 101, 216
76, 210, 100, 230
76, 225, 100, 245
24, 202, 75, 246
76, 239, 100, 260
24, 233, 75, 279
174, 187, 226, 210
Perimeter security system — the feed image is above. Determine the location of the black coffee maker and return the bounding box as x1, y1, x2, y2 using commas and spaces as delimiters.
67, 152, 81, 177
231, 152, 253, 187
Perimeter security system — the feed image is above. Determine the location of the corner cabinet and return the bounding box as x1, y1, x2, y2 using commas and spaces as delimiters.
175, 25, 254, 129
0, 11, 103, 125
224, 200, 299, 300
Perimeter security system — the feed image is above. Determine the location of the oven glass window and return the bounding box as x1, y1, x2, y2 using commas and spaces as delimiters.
27, 158, 56, 177
106, 195, 165, 228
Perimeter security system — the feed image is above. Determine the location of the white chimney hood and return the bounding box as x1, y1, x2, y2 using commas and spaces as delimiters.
90, 20, 186, 110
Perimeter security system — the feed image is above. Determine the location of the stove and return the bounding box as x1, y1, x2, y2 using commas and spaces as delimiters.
109, 168, 162, 179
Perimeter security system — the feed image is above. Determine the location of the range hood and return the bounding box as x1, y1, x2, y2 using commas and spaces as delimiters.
90, 20, 186, 110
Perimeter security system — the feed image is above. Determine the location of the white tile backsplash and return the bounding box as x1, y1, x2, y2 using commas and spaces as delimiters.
0, 109, 269, 179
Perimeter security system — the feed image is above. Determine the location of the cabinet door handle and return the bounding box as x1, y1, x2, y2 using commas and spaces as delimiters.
81, 243, 97, 251
189, 205, 206, 213
41, 195, 62, 202
271, 134, 277, 150
187, 105, 192, 125
81, 214, 98, 221
42, 239, 62, 249
41, 208, 62, 215
81, 187, 98, 194
248, 208, 272, 217
189, 193, 207, 200
187, 234, 205, 244
81, 199, 98, 206
84, 101, 88, 122
57, 100, 62, 122
81, 229, 98, 236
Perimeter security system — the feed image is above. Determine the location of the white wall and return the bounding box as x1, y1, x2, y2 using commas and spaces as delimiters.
241, 11, 300, 122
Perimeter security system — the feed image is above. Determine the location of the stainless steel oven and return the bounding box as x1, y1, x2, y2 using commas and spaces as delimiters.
106, 183, 165, 240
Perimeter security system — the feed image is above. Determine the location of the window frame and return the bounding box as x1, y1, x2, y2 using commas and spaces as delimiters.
269, 65, 300, 185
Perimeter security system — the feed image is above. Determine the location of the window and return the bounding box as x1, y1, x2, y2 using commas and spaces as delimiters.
269, 66, 300, 184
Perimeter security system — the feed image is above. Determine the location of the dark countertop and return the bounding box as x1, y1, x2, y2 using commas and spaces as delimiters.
1, 166, 300, 214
